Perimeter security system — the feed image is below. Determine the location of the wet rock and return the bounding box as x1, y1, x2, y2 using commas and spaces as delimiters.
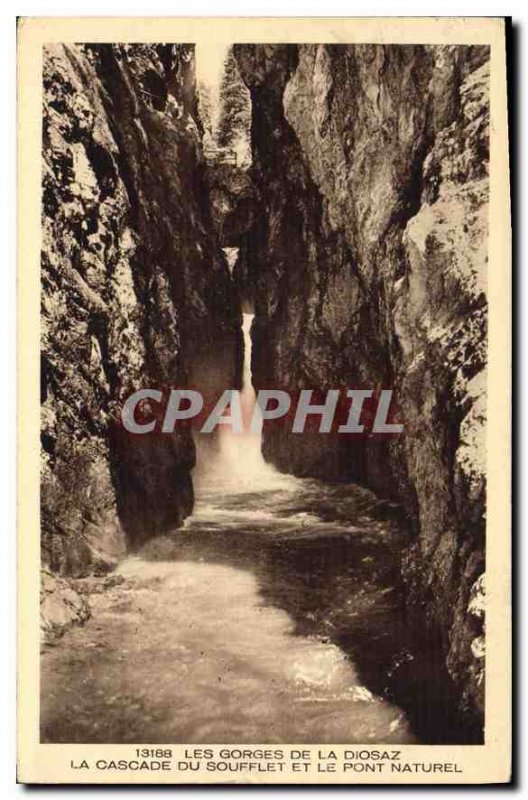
40, 570, 91, 645
41, 43, 241, 579
235, 43, 489, 728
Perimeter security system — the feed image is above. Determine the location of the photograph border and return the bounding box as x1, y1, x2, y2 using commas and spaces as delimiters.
17, 16, 511, 784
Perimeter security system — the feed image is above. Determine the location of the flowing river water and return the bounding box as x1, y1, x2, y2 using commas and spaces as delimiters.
41, 313, 465, 745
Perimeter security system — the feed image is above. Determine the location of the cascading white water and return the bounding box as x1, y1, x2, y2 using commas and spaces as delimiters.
192, 247, 291, 493
194, 310, 291, 493
214, 313, 264, 476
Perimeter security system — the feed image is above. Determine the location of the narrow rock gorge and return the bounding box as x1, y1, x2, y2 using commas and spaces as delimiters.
41, 43, 240, 582
40, 41, 488, 740
233, 44, 488, 729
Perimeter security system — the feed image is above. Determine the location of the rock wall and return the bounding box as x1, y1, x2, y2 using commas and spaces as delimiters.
234, 44, 488, 729
41, 44, 240, 576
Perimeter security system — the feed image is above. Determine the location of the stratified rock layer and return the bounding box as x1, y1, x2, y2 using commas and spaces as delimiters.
234, 43, 488, 729
42, 44, 240, 575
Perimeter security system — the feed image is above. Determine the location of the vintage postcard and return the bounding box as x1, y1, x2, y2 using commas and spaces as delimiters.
17, 16, 511, 784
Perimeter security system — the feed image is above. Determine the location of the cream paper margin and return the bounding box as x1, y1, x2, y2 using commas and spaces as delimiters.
17, 16, 511, 785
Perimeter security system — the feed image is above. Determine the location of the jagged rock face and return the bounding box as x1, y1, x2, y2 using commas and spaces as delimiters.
40, 570, 91, 645
235, 43, 488, 727
42, 44, 240, 573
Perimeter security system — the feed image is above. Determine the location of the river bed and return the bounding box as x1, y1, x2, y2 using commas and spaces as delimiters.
41, 471, 420, 744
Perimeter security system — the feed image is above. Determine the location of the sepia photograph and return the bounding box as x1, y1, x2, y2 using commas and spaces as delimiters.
16, 15, 511, 785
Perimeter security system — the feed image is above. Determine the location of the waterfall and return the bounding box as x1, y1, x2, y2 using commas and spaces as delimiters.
192, 268, 291, 493
215, 311, 265, 479
199, 309, 278, 491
